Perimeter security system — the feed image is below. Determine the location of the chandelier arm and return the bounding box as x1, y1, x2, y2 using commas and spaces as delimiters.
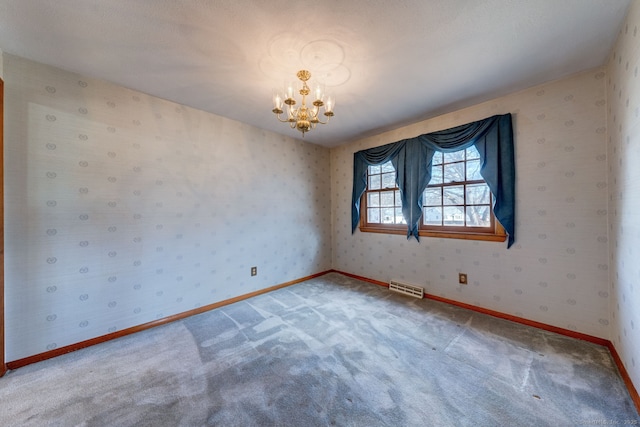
274, 114, 292, 123
314, 116, 331, 125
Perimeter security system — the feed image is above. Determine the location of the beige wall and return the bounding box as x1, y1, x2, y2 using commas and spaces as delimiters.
3, 54, 332, 361
607, 0, 640, 396
331, 68, 610, 339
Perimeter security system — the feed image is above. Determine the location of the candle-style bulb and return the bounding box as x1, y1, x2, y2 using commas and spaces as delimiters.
325, 95, 335, 113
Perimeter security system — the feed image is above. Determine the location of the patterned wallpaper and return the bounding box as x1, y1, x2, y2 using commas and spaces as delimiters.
332, 68, 610, 339
607, 0, 640, 395
3, 54, 332, 361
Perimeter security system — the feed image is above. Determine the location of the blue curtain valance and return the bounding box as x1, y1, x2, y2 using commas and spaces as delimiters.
351, 113, 515, 248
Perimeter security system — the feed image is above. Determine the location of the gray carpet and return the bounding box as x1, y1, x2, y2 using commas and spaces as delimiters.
1, 272, 638, 426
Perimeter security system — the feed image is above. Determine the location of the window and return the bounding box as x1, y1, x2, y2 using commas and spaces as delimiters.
363, 162, 406, 226
352, 114, 514, 246
360, 146, 506, 242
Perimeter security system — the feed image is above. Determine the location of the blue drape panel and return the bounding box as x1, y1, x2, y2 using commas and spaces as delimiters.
390, 140, 434, 239
351, 141, 405, 235
351, 113, 515, 247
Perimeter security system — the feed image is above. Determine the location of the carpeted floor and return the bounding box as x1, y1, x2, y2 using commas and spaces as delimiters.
1, 272, 638, 426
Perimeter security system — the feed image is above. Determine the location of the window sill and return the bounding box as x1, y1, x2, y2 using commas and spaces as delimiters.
359, 225, 506, 243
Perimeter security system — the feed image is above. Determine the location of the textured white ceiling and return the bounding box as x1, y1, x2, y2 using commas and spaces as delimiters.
0, 0, 632, 147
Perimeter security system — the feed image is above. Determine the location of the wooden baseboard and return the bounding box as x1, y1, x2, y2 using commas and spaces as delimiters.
6, 271, 331, 371
426, 293, 609, 346
329, 269, 388, 287
607, 341, 640, 413
332, 270, 640, 414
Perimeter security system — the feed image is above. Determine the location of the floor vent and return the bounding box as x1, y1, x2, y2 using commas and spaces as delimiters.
389, 280, 424, 299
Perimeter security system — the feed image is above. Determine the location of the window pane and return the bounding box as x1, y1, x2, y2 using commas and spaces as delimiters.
423, 207, 442, 225
368, 164, 381, 174
395, 208, 406, 224
381, 208, 395, 223
368, 208, 380, 223
380, 191, 395, 207
466, 183, 490, 204
431, 152, 443, 166
467, 159, 482, 181
381, 172, 396, 189
466, 205, 491, 227
369, 174, 381, 190
443, 185, 464, 205
466, 145, 480, 160
444, 206, 465, 226
381, 161, 395, 173
444, 150, 465, 163
443, 163, 465, 183
430, 165, 443, 185
368, 192, 380, 207
423, 188, 441, 206
394, 190, 402, 203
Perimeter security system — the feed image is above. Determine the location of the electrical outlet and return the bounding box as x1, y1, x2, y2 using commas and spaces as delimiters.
459, 273, 468, 285
251, 266, 257, 276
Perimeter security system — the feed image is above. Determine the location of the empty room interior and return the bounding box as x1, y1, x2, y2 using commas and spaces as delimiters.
1, 0, 640, 425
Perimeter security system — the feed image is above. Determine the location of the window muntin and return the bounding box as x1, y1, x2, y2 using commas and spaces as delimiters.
360, 146, 505, 241
423, 146, 494, 233
364, 162, 406, 226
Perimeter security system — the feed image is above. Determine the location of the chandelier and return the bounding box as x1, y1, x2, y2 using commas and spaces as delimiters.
271, 70, 335, 136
